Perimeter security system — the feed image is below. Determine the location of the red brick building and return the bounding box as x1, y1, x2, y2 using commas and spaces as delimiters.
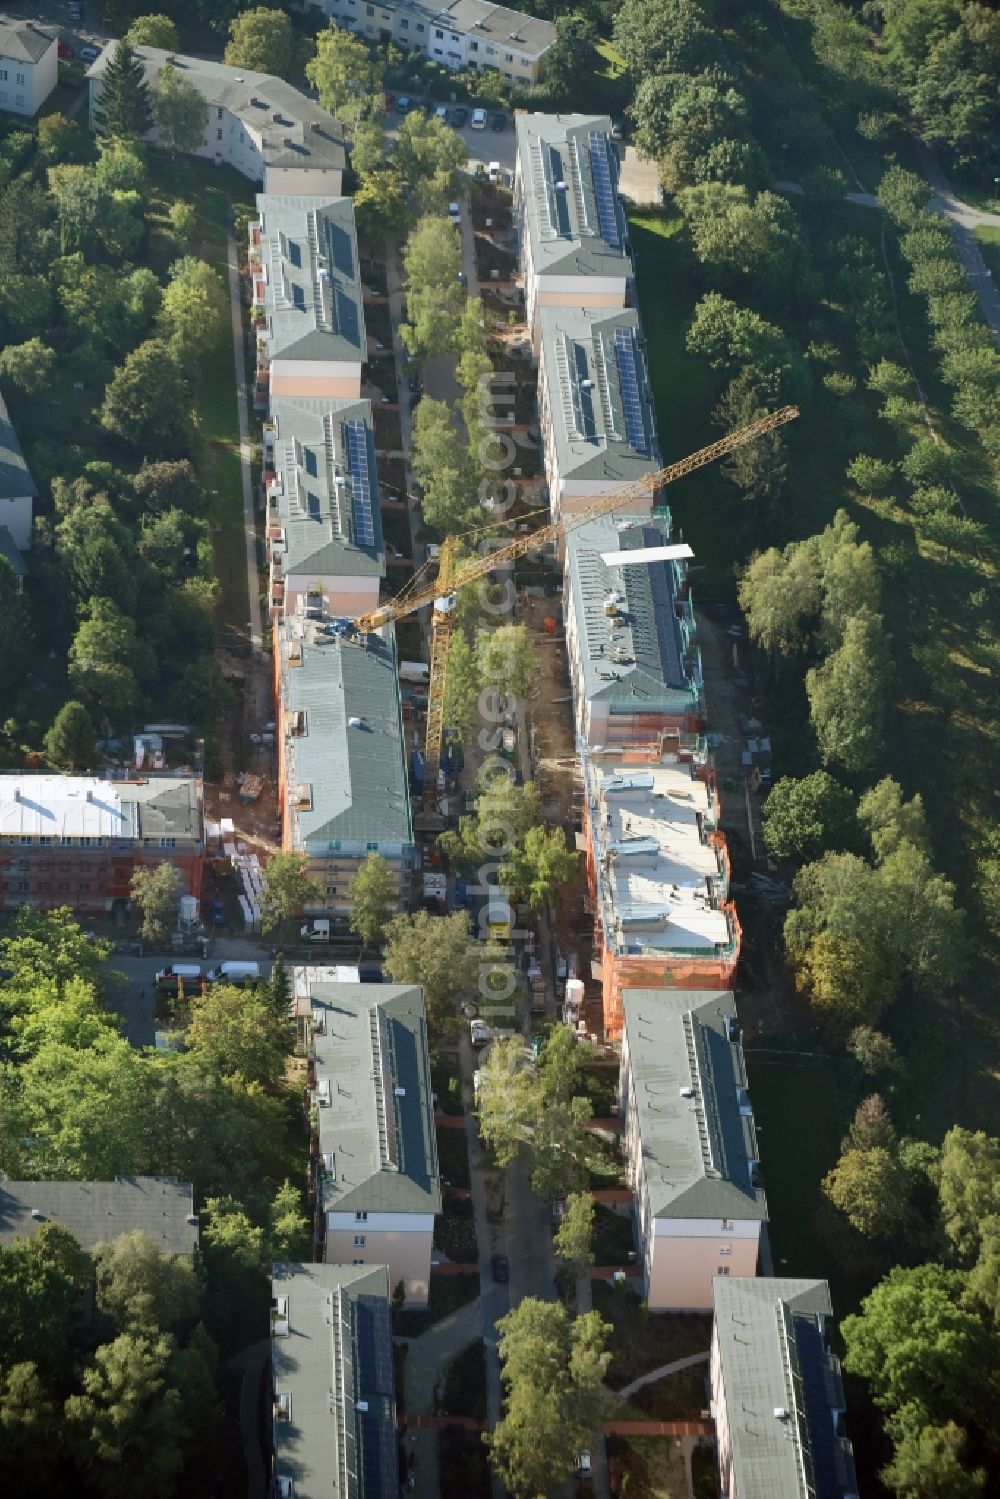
0, 774, 205, 914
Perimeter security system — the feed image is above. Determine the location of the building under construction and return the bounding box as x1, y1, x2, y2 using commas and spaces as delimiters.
581, 743, 741, 1039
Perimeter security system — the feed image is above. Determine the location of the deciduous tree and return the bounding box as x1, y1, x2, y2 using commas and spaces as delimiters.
157, 256, 228, 357
185, 985, 288, 1087
381, 910, 478, 1031
500, 824, 577, 913
259, 852, 321, 939
65, 1332, 185, 1499
0, 337, 55, 393
224, 8, 300, 79
842, 1263, 993, 1428
305, 27, 381, 132
806, 611, 891, 772
475, 623, 537, 701
93, 1229, 201, 1332
347, 852, 397, 950
124, 15, 178, 49
553, 1191, 595, 1280
882, 1420, 985, 1499
153, 66, 209, 154
487, 1299, 610, 1498
762, 771, 857, 862
101, 339, 191, 457
129, 862, 183, 947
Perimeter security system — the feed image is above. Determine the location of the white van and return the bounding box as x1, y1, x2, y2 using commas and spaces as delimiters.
471, 108, 487, 130
155, 963, 202, 996
205, 961, 261, 987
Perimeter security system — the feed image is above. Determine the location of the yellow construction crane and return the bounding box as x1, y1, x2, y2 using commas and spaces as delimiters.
354, 405, 798, 811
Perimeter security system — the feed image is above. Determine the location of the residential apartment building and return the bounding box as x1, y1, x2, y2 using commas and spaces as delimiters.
253, 193, 366, 410
0, 775, 205, 914
305, 0, 555, 85
271, 1261, 399, 1499
619, 990, 765, 1310
563, 513, 702, 748
87, 48, 346, 193
538, 307, 661, 529
514, 114, 632, 346
0, 1177, 199, 1257
0, 16, 57, 115
711, 1277, 859, 1499
275, 620, 413, 924
0, 390, 37, 560
299, 970, 441, 1306
581, 749, 740, 1037
264, 396, 385, 620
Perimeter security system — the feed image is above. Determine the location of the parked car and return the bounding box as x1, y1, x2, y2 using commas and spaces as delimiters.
209, 898, 226, 927
68, 0, 82, 18
575, 1452, 593, 1479
80, 45, 100, 61
395, 95, 413, 114
490, 112, 506, 132
450, 105, 468, 128
471, 108, 487, 130
434, 104, 448, 122
470, 1018, 489, 1047
154, 964, 202, 997
458, 270, 467, 287
407, 373, 421, 394
448, 201, 461, 222
611, 120, 624, 141
491, 1253, 509, 1283
58, 40, 75, 59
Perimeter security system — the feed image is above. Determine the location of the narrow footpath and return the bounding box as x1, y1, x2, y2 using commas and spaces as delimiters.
224, 216, 264, 660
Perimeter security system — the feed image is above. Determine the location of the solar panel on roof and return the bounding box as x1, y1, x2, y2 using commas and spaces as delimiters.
614, 326, 648, 454
588, 131, 621, 249
346, 418, 376, 548
794, 1314, 844, 1499
645, 540, 684, 686
356, 1296, 394, 1394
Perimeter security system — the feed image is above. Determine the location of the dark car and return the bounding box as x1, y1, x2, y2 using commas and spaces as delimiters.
491, 1253, 509, 1283
490, 112, 506, 132
408, 374, 421, 394
450, 106, 468, 128
210, 898, 226, 927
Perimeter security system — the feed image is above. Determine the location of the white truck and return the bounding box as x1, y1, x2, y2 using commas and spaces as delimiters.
300, 919, 331, 942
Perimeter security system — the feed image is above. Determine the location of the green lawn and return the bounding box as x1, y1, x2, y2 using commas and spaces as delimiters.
629, 212, 735, 586
146, 154, 255, 639
973, 224, 1000, 280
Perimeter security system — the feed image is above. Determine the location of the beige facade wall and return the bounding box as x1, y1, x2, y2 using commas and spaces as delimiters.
646, 1226, 760, 1311
710, 1322, 735, 1494
284, 572, 380, 617
270, 368, 362, 400
324, 1224, 433, 1307
264, 164, 343, 195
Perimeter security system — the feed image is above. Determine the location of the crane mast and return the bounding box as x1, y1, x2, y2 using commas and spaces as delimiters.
354, 405, 799, 813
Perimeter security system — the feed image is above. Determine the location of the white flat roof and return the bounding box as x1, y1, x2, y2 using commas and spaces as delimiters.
587, 757, 730, 954
0, 775, 202, 842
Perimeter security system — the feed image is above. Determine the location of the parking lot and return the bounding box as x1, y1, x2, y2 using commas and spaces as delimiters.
382, 97, 517, 176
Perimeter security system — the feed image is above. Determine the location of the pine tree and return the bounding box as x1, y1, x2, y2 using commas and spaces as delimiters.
94, 42, 152, 140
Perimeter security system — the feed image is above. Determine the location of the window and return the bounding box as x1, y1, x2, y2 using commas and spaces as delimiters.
354, 1235, 366, 1247
0, 71, 7, 81
326, 885, 338, 896
717, 1265, 731, 1276
367, 3, 374, 12
160, 837, 177, 849
217, 129, 222, 140
366, 841, 379, 851
470, 39, 478, 50
435, 27, 443, 37
217, 106, 223, 119
400, 16, 408, 26
505, 51, 513, 61
15, 94, 23, 107
433, 45, 442, 54
355, 1211, 368, 1222
485, 44, 495, 54
721, 1219, 734, 1231
15, 71, 24, 85
718, 1245, 732, 1256
416, 21, 424, 30
19, 836, 32, 846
